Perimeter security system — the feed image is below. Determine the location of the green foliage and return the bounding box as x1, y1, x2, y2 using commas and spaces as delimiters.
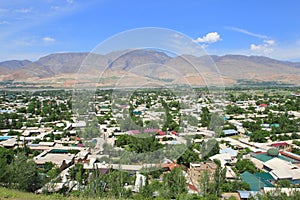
78, 119, 102, 140
250, 130, 270, 143
200, 107, 210, 127
226, 105, 246, 115
277, 179, 291, 188
212, 165, 227, 196
47, 167, 60, 180
221, 180, 250, 192
85, 169, 133, 199
69, 163, 87, 185
0, 147, 14, 183
182, 114, 199, 127
291, 147, 300, 156
115, 134, 163, 153
177, 146, 201, 167
0, 112, 26, 129
141, 167, 164, 179
235, 159, 258, 174
162, 167, 187, 199
252, 191, 300, 200
201, 139, 220, 160
242, 121, 261, 133
291, 133, 300, 139
292, 140, 300, 147
139, 179, 162, 199
43, 162, 55, 172
198, 165, 227, 198
268, 113, 299, 134
208, 114, 224, 136
8, 152, 42, 192
267, 148, 279, 157
7, 129, 21, 136
0, 186, 131, 200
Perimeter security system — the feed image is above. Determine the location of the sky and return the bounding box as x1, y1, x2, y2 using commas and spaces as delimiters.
1, 0, 300, 61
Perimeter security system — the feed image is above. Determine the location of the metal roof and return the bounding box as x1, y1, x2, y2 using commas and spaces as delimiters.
254, 172, 275, 182
253, 153, 297, 163
220, 147, 238, 157
0, 136, 12, 141
241, 171, 274, 191
223, 129, 238, 135
237, 190, 262, 199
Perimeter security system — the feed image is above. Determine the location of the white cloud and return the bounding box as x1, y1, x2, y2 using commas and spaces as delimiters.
14, 8, 32, 13
264, 39, 275, 45
250, 39, 275, 54
194, 32, 221, 44
225, 26, 268, 39
66, 0, 74, 4
0, 20, 9, 25
42, 37, 55, 43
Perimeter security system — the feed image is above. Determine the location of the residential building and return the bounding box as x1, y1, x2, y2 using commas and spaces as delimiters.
189, 162, 217, 183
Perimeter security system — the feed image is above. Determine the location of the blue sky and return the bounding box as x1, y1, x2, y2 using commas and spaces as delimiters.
1, 0, 300, 61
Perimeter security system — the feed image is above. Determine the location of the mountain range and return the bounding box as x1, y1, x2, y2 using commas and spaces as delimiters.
0, 49, 299, 88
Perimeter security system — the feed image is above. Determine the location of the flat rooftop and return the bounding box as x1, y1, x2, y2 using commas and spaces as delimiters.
253, 153, 298, 163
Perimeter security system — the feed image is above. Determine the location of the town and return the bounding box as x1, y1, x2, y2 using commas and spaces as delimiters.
0, 87, 300, 200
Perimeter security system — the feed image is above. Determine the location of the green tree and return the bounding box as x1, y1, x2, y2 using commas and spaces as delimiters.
103, 170, 132, 199
201, 139, 220, 160
212, 165, 226, 196
200, 107, 211, 127
221, 180, 250, 192
267, 148, 279, 157
162, 167, 187, 198
226, 105, 246, 115
199, 170, 211, 197
0, 147, 14, 183
69, 163, 87, 185
177, 146, 200, 167
250, 130, 269, 143
139, 179, 162, 199
235, 159, 258, 174
277, 179, 291, 188
8, 152, 41, 192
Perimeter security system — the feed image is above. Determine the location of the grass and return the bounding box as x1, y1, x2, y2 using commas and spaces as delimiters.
0, 187, 124, 200
229, 135, 241, 140
0, 187, 61, 200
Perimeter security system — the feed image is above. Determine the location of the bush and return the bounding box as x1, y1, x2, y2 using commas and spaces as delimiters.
267, 148, 279, 157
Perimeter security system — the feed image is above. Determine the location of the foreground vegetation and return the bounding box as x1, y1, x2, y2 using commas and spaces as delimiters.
0, 187, 126, 200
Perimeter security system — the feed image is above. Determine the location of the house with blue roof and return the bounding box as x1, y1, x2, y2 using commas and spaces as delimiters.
0, 136, 12, 141
220, 147, 238, 157
223, 129, 238, 136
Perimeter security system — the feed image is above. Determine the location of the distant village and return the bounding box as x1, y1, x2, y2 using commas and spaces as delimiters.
0, 88, 299, 199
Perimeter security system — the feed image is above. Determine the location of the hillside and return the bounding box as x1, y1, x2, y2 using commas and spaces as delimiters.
0, 187, 79, 200
0, 187, 126, 200
0, 50, 299, 87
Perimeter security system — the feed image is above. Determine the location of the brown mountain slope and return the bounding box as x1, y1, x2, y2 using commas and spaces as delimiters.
0, 50, 299, 87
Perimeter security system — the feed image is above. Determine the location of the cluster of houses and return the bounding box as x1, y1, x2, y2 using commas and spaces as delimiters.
0, 90, 299, 198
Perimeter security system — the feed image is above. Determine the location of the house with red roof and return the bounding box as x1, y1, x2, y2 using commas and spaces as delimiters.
171, 131, 178, 136
157, 130, 166, 136
259, 103, 268, 107
159, 162, 181, 171
188, 184, 199, 194
271, 142, 289, 149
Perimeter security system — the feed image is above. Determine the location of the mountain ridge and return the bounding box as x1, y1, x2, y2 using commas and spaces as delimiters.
0, 50, 299, 87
